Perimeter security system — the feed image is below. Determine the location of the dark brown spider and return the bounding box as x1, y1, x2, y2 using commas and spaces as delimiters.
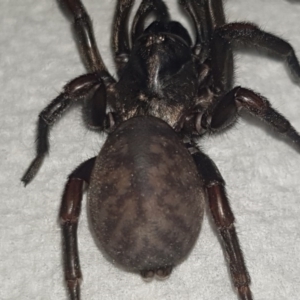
22, 0, 300, 299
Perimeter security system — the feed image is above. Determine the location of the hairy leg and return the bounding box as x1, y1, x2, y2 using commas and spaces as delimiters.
186, 142, 252, 300
22, 74, 106, 184
60, 0, 108, 73
60, 157, 96, 300
112, 0, 135, 74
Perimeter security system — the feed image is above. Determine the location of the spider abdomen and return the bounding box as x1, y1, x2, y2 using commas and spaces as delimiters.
88, 116, 205, 271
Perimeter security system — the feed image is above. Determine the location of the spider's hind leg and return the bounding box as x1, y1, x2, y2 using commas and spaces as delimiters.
189, 145, 253, 300
60, 157, 96, 300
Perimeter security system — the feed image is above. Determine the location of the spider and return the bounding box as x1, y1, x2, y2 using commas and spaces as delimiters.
22, 0, 300, 299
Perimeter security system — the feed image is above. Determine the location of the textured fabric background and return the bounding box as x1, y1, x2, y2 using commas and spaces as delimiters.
1, 1, 300, 299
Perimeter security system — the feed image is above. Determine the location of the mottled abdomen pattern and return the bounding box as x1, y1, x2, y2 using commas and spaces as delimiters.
88, 116, 205, 271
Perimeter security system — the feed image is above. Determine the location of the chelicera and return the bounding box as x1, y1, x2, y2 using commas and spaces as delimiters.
22, 0, 300, 299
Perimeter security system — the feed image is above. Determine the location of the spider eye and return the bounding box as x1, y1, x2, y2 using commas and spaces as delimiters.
144, 21, 192, 47
165, 22, 192, 46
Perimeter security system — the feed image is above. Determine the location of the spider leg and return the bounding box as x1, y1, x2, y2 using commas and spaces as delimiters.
180, 0, 225, 58
182, 0, 234, 91
131, 0, 170, 44
22, 73, 107, 185
206, 0, 226, 29
60, 0, 109, 73
112, 0, 135, 75
204, 87, 300, 148
212, 22, 300, 90
188, 144, 252, 300
60, 157, 96, 300
112, 0, 170, 76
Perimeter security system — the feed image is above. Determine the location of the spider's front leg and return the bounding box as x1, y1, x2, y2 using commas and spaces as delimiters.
131, 0, 170, 43
60, 157, 96, 300
199, 18, 300, 147
180, 0, 225, 54
112, 0, 134, 74
208, 21, 300, 94
22, 73, 109, 185
60, 0, 107, 73
112, 0, 170, 75
187, 143, 252, 300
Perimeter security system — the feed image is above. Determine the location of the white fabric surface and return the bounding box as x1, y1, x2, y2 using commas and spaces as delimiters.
1, 1, 300, 299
